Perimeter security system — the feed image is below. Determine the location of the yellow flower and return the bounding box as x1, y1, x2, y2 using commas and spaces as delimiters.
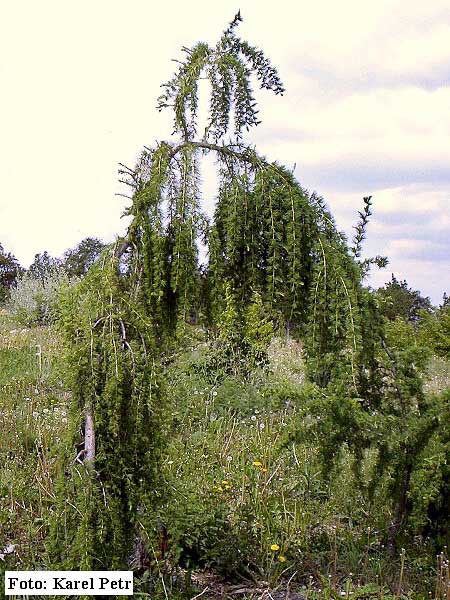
221, 480, 229, 485
270, 544, 280, 551
224, 485, 231, 490
253, 461, 263, 467
278, 556, 286, 563
217, 486, 224, 492
261, 468, 268, 473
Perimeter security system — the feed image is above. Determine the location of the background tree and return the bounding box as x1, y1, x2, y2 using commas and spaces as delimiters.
0, 242, 23, 303
62, 237, 106, 278
376, 274, 432, 323
419, 293, 450, 358
28, 251, 62, 281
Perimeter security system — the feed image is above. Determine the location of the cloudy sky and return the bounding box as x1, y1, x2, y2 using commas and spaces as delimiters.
1, 0, 449, 303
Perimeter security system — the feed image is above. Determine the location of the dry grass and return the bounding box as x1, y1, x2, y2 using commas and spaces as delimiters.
424, 355, 450, 395
268, 337, 305, 385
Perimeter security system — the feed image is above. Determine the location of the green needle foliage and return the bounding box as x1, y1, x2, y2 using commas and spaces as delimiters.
50, 13, 446, 571
157, 11, 284, 142
50, 249, 164, 568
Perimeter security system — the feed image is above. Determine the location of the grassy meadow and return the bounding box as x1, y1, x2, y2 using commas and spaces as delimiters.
1, 309, 449, 599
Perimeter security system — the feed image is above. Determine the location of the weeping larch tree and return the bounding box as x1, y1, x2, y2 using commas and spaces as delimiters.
50, 13, 448, 569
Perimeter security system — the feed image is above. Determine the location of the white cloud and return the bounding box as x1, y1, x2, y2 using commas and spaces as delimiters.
251, 87, 450, 185
277, 0, 450, 92
0, 0, 448, 304
321, 184, 450, 303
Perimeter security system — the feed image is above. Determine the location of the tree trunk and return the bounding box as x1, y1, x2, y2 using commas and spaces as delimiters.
387, 460, 412, 556
84, 407, 95, 465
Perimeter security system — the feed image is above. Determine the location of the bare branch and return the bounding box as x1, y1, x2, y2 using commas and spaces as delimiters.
84, 408, 95, 465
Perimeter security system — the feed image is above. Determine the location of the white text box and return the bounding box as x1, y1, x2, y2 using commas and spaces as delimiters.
5, 571, 133, 596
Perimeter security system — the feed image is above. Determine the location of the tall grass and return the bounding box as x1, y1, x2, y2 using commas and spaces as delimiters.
0, 313, 69, 582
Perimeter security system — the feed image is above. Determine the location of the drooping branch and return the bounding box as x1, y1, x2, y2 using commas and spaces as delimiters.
157, 13, 284, 142
169, 140, 260, 163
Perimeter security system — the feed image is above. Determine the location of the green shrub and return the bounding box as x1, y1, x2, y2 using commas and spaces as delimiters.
204, 285, 274, 381
7, 268, 78, 326
419, 304, 450, 358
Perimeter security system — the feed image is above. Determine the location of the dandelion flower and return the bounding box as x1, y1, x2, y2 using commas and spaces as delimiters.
217, 486, 224, 492
261, 468, 268, 473
278, 556, 286, 563
253, 461, 263, 467
225, 485, 231, 490
221, 480, 229, 485
270, 544, 280, 551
